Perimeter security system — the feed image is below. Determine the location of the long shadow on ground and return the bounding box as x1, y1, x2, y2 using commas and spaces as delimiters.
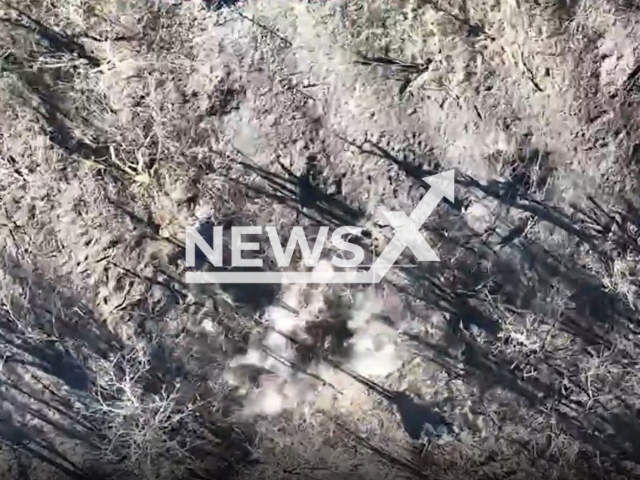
349, 137, 640, 477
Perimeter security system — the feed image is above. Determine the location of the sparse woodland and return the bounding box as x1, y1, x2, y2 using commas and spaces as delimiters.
2, 1, 640, 479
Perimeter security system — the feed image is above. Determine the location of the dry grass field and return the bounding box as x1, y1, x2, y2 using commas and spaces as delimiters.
2, 0, 640, 478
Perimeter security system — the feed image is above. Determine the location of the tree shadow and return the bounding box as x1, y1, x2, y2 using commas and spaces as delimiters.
0, 252, 258, 480
347, 137, 640, 476
330, 363, 454, 442
1, 13, 110, 164
181, 152, 369, 315
230, 154, 365, 228
0, 263, 115, 478
1, 6, 101, 67
204, 0, 243, 10
188, 215, 281, 313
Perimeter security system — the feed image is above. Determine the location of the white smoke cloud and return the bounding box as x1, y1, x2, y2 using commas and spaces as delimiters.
224, 260, 404, 417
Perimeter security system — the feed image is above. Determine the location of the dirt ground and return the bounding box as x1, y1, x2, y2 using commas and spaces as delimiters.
2, 0, 640, 479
